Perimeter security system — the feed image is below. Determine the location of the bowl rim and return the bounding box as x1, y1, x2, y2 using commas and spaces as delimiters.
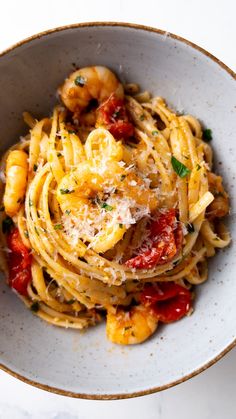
0, 21, 235, 400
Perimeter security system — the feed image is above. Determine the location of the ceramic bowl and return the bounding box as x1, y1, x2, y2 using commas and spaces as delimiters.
0, 23, 235, 400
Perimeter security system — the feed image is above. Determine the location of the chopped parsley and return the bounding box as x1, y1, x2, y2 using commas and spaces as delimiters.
119, 223, 123, 228
140, 114, 145, 121
68, 129, 76, 134
33, 164, 38, 172
203, 128, 212, 142
2, 216, 14, 234
120, 174, 126, 181
187, 223, 195, 233
24, 230, 29, 238
34, 227, 39, 236
100, 202, 113, 211
66, 299, 75, 305
74, 75, 86, 87
152, 130, 159, 135
171, 156, 191, 178
30, 301, 40, 312
196, 164, 201, 171
112, 110, 120, 119
60, 188, 75, 195
65, 209, 71, 215
54, 224, 63, 230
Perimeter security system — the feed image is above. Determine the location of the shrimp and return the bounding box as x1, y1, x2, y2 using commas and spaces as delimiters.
59, 66, 124, 114
3, 150, 28, 217
106, 305, 158, 345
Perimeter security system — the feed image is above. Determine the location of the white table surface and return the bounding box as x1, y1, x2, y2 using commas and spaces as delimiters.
0, 0, 235, 418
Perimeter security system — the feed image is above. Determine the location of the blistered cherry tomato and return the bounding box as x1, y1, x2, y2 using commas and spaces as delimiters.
141, 282, 191, 323
6, 227, 32, 296
125, 209, 183, 269
96, 93, 134, 140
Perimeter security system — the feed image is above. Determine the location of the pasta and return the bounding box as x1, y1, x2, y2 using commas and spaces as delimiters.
0, 66, 230, 345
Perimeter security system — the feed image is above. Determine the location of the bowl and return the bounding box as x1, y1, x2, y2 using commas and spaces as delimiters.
0, 22, 235, 400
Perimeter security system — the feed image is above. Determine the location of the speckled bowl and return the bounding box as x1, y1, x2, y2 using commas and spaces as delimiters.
0, 23, 235, 399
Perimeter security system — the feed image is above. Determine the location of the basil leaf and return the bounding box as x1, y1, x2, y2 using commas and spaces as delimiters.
203, 129, 212, 142
171, 156, 191, 178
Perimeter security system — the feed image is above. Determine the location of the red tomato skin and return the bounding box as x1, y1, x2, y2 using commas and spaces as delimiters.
141, 282, 191, 323
6, 228, 32, 296
125, 244, 165, 269
96, 93, 134, 140
125, 209, 183, 269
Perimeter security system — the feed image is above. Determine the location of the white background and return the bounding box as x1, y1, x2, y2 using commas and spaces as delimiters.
0, 0, 235, 418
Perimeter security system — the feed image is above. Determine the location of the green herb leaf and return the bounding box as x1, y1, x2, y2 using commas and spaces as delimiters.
54, 224, 63, 230
124, 326, 132, 331
187, 223, 195, 233
65, 209, 71, 215
100, 202, 113, 211
68, 129, 76, 134
66, 299, 75, 305
152, 130, 159, 136
74, 75, 86, 87
120, 174, 126, 181
33, 164, 38, 172
24, 230, 29, 238
196, 164, 201, 171
203, 128, 212, 142
119, 223, 123, 228
2, 216, 14, 234
171, 156, 191, 178
140, 114, 145, 121
34, 227, 39, 236
30, 301, 40, 312
112, 110, 120, 119
60, 188, 75, 195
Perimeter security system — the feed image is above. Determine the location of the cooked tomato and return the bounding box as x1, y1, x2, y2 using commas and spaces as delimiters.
6, 227, 32, 296
125, 209, 183, 269
96, 93, 134, 140
141, 282, 191, 323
